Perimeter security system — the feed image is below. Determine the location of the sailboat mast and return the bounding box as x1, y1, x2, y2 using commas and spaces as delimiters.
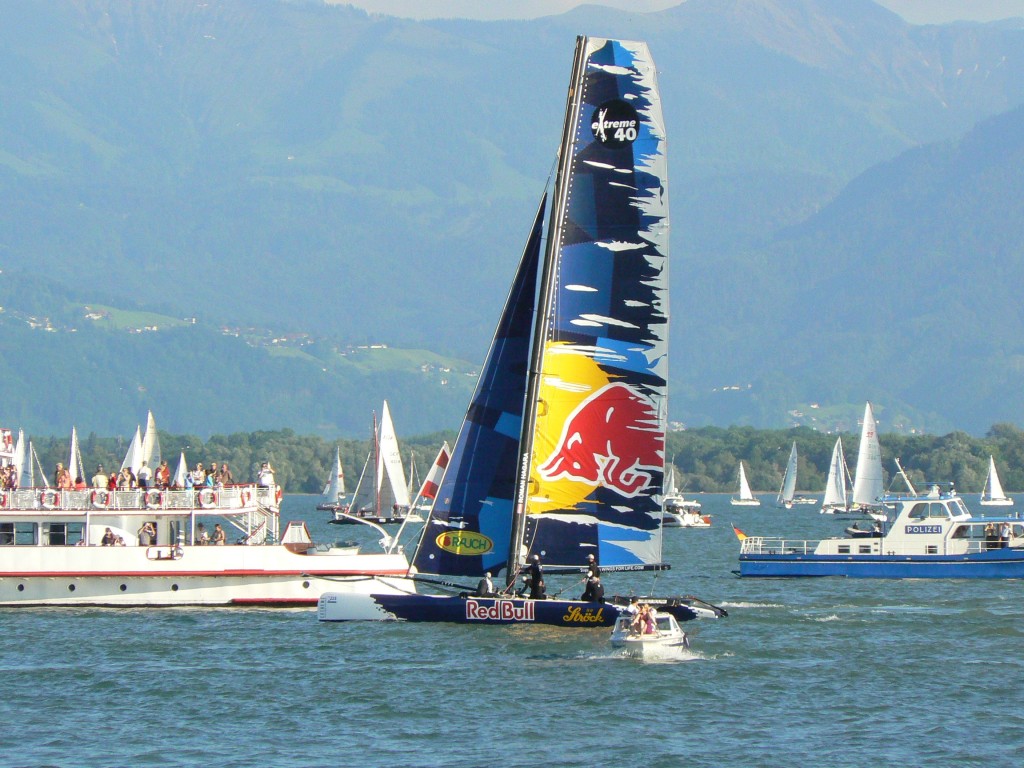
505, 36, 589, 585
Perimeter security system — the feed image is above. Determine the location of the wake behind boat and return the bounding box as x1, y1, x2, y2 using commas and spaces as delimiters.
319, 36, 725, 629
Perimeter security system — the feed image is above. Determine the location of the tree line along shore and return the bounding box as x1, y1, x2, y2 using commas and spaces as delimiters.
26, 423, 1024, 496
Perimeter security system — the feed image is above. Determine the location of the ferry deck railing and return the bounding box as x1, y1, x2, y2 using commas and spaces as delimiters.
740, 536, 1022, 556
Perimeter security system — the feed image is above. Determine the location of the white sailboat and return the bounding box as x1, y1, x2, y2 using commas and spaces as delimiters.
820, 437, 852, 514
121, 425, 143, 474
68, 427, 84, 485
731, 462, 760, 506
332, 402, 411, 525
777, 442, 798, 508
316, 447, 347, 511
981, 455, 1013, 507
662, 463, 709, 528
140, 411, 161, 471
851, 402, 884, 514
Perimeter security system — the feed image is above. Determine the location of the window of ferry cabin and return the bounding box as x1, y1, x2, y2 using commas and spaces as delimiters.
44, 522, 84, 546
1, 522, 39, 545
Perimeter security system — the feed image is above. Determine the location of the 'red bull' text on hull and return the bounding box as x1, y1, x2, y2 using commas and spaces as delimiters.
318, 592, 723, 626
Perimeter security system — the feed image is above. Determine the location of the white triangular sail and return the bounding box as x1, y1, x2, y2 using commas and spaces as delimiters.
141, 411, 161, 470
12, 430, 26, 487
377, 401, 410, 510
777, 442, 798, 507
852, 402, 884, 507
822, 437, 848, 510
731, 462, 760, 506
323, 447, 346, 501
121, 426, 143, 473
981, 455, 1013, 506
664, 463, 679, 497
68, 427, 83, 484
172, 451, 188, 487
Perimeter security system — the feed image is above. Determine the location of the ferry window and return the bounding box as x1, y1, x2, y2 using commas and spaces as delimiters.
0, 522, 13, 546
45, 522, 84, 546
950, 499, 970, 517
951, 526, 968, 539
927, 503, 948, 519
14, 522, 37, 546
838, 545, 850, 554
908, 504, 927, 520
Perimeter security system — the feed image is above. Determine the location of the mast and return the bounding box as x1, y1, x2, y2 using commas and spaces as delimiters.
505, 36, 589, 584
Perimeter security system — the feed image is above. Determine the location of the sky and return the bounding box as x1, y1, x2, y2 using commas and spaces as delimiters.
333, 0, 1024, 24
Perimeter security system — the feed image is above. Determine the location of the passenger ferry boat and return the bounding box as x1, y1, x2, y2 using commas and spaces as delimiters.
0, 430, 410, 607
738, 483, 1024, 578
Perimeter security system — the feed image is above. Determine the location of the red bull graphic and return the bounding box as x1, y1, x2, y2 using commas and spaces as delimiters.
537, 382, 662, 498
465, 599, 536, 622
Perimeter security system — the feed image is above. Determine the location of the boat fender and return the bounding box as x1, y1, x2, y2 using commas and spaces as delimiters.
144, 489, 162, 508
91, 489, 110, 508
0, 492, 6, 509
199, 489, 218, 508
41, 489, 60, 509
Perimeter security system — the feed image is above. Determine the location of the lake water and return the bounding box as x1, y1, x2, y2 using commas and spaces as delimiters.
3, 493, 1023, 767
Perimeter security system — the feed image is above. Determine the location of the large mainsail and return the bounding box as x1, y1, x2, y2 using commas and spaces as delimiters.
517, 37, 670, 573
852, 402, 884, 507
324, 447, 346, 501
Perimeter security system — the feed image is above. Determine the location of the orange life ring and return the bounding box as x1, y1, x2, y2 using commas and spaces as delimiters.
145, 489, 163, 509
198, 488, 218, 508
41, 489, 60, 509
91, 489, 110, 508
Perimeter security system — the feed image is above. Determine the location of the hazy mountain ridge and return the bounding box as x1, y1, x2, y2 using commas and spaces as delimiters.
3, 0, 1024, 436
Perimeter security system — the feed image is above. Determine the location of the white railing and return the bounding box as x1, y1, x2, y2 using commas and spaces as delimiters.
0, 485, 277, 515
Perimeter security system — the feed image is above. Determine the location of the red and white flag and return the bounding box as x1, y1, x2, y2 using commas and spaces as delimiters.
418, 442, 451, 501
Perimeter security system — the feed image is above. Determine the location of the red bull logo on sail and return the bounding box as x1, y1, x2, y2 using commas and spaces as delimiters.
537, 382, 662, 497
465, 599, 536, 622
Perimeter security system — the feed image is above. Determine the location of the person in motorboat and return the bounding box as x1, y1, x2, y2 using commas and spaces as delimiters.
476, 572, 495, 597
1000, 521, 1013, 548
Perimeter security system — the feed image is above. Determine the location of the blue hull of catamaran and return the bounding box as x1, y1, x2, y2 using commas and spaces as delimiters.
317, 592, 721, 626
739, 551, 1024, 578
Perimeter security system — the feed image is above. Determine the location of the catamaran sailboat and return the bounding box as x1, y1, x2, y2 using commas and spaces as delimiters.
730, 462, 760, 506
980, 455, 1013, 507
329, 402, 412, 525
319, 36, 725, 628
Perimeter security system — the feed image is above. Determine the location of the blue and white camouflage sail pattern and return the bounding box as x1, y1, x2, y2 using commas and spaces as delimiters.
520, 37, 670, 571
410, 199, 546, 578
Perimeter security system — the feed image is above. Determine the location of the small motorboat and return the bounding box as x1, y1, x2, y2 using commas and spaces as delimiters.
609, 613, 689, 658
